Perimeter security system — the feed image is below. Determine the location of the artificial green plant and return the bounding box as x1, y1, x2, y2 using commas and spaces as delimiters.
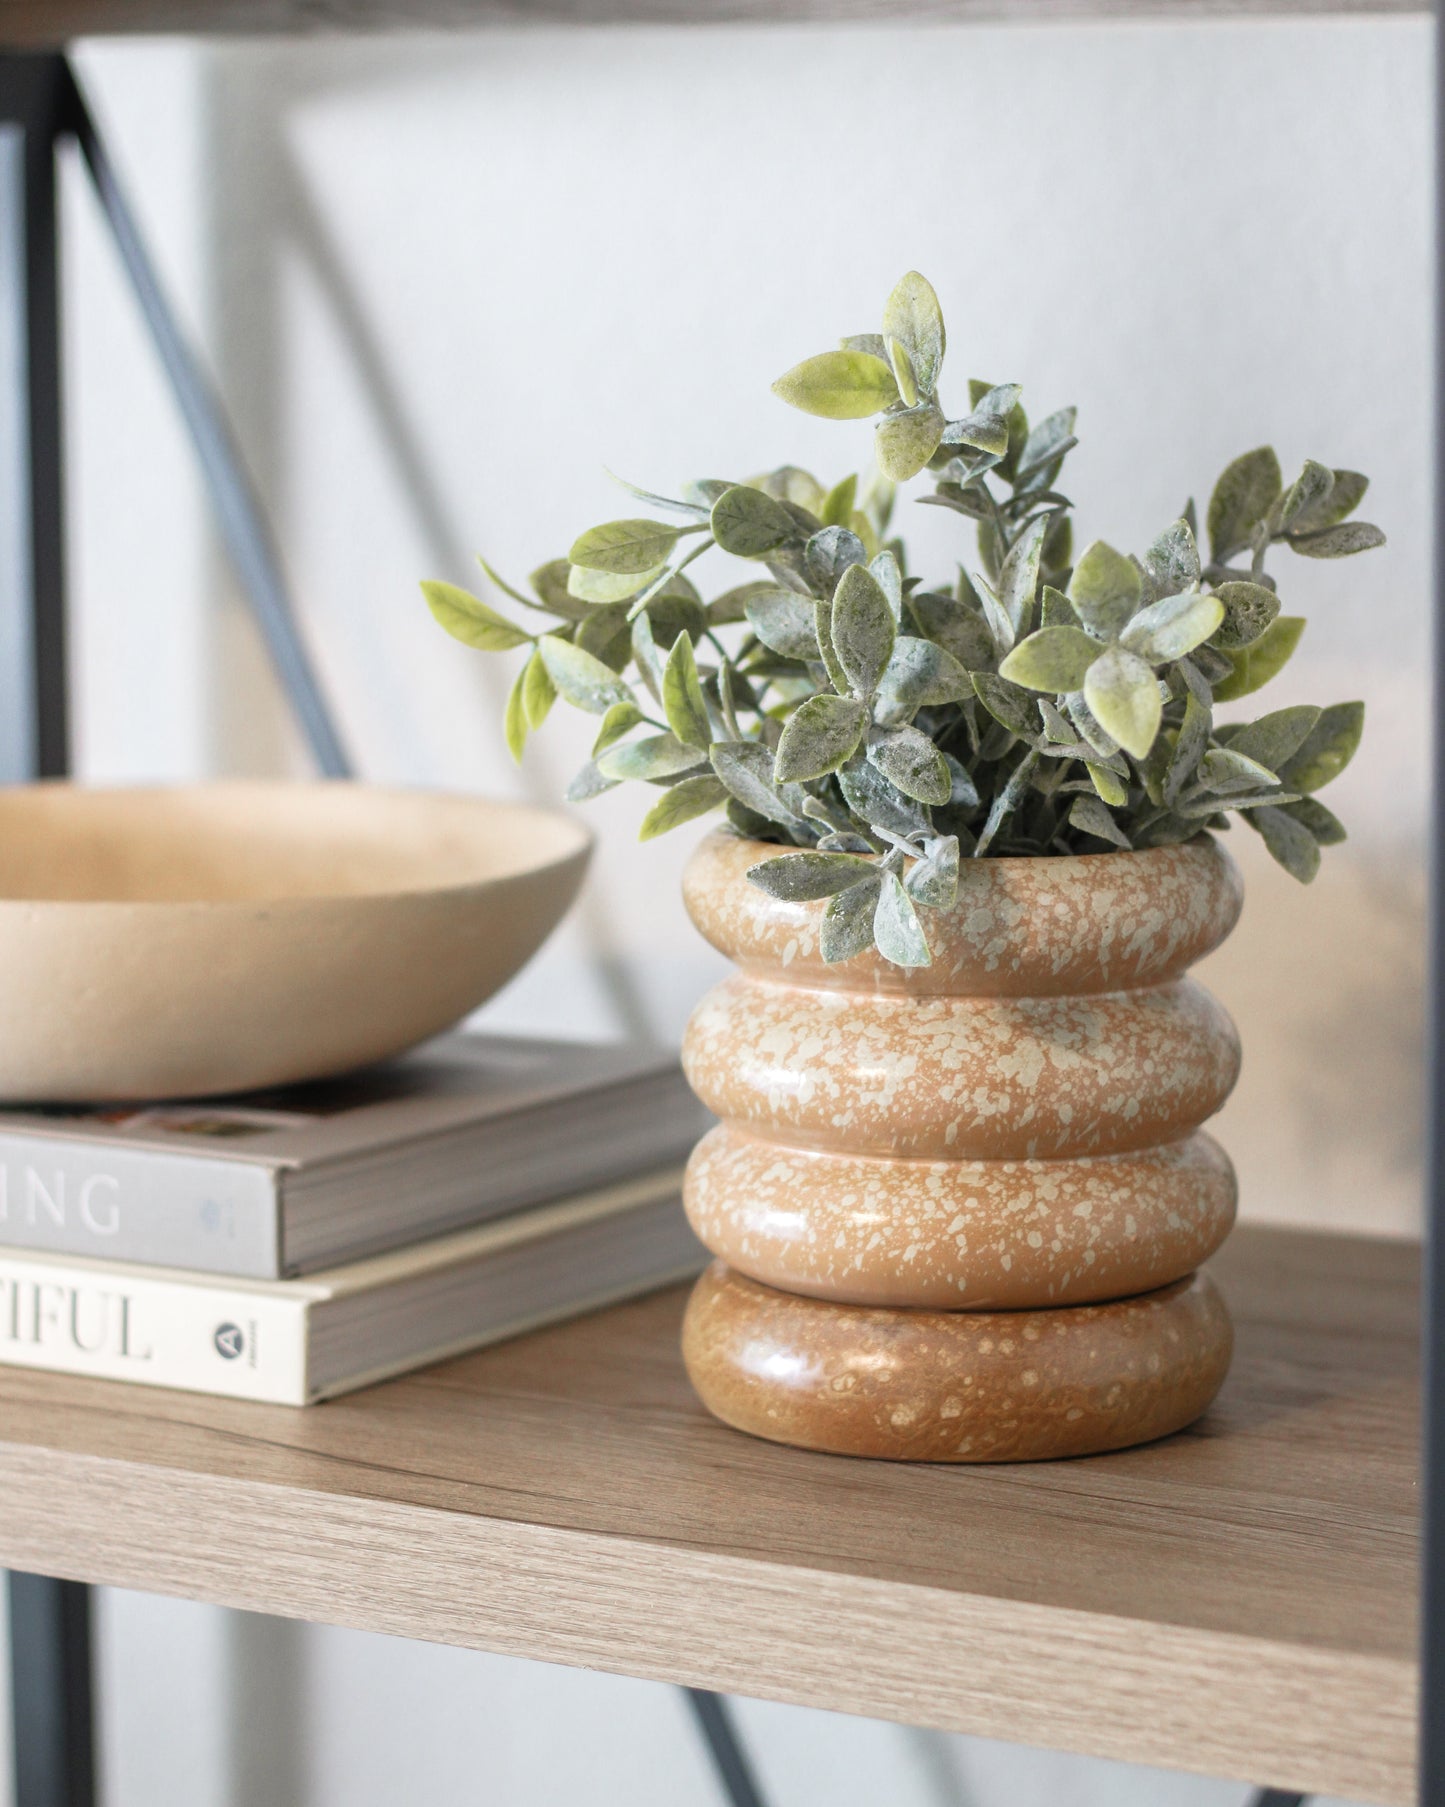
423, 272, 1381, 969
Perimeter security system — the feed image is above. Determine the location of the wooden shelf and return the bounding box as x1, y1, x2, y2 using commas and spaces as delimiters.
0, 0, 1428, 48
0, 1223, 1417, 1803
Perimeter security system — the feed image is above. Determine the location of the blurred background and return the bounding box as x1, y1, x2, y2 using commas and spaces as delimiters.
7, 14, 1424, 1803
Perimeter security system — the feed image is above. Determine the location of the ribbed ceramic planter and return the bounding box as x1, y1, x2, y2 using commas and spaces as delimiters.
678, 830, 1244, 1462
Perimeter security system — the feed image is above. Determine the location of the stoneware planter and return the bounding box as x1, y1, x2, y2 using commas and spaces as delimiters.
678, 829, 1243, 1463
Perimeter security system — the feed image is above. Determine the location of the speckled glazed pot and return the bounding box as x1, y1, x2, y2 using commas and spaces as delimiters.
678, 830, 1244, 1462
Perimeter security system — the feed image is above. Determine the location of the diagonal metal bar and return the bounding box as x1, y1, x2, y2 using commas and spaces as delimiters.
685, 1689, 769, 1807
60, 62, 352, 780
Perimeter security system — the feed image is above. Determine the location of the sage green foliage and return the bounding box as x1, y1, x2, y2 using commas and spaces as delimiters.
424, 273, 1382, 968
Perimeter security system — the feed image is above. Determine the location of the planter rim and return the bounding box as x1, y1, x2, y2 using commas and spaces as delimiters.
711, 828, 1219, 874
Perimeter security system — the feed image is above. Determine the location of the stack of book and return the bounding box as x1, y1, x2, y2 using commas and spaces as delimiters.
0, 1035, 710, 1404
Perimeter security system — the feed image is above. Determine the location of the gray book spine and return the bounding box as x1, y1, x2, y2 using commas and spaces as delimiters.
0, 1137, 279, 1276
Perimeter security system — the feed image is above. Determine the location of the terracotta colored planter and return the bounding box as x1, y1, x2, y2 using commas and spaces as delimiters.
678, 830, 1244, 1462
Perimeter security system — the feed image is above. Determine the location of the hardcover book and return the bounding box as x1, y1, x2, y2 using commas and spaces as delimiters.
0, 1167, 700, 1404
0, 1034, 710, 1278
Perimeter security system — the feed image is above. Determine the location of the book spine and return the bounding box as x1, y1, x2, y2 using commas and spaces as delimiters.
0, 1251, 311, 1403
0, 1136, 281, 1276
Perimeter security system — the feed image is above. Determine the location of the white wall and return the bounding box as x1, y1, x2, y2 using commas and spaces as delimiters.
40, 18, 1429, 1807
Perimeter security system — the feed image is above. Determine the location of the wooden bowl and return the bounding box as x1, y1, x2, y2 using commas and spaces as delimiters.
0, 782, 592, 1101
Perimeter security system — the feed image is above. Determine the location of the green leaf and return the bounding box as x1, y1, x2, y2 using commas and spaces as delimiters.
1282, 795, 1347, 845
875, 404, 945, 482
772, 350, 900, 420
569, 518, 689, 576
832, 563, 896, 694
773, 695, 869, 783
1000, 626, 1099, 694
638, 775, 727, 842
1120, 590, 1225, 664
1287, 469, 1368, 536
1250, 804, 1321, 882
1277, 460, 1335, 533
1211, 581, 1280, 651
1069, 540, 1142, 640
1199, 747, 1280, 794
940, 408, 1010, 456
1275, 700, 1364, 793
838, 758, 930, 839
522, 647, 557, 729
710, 740, 805, 828
873, 872, 931, 968
528, 558, 589, 621
822, 876, 883, 963
503, 663, 529, 764
997, 515, 1048, 640
886, 336, 919, 409
663, 632, 712, 749
1211, 616, 1306, 701
708, 580, 780, 627
822, 474, 858, 527
875, 637, 973, 723
1289, 521, 1386, 559
1089, 762, 1128, 807
1144, 519, 1201, 596
597, 733, 707, 783
1068, 794, 1131, 849
567, 563, 663, 605
813, 597, 852, 698
592, 701, 645, 757
1083, 644, 1162, 760
1164, 690, 1211, 806
574, 605, 632, 670
869, 549, 903, 617
711, 485, 797, 558
471, 555, 544, 613
746, 850, 878, 902
1207, 446, 1282, 563
882, 271, 945, 397
1040, 585, 1079, 629
744, 588, 820, 661
566, 759, 618, 803
907, 590, 994, 669
422, 580, 532, 652
905, 835, 959, 908
868, 725, 951, 805
1226, 705, 1320, 772
972, 670, 1039, 739
538, 635, 635, 716
1015, 408, 1077, 485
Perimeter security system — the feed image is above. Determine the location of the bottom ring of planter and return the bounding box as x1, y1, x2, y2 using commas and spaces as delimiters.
682, 1261, 1233, 1463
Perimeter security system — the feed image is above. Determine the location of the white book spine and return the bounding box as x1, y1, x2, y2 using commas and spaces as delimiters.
0, 1252, 311, 1404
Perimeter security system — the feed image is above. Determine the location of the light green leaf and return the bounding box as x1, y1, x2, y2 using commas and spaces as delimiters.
875, 403, 945, 482
773, 695, 869, 783
711, 485, 797, 558
1226, 705, 1320, 772
999, 626, 1099, 694
905, 835, 960, 908
708, 580, 780, 627
1089, 762, 1128, 807
522, 648, 557, 729
772, 350, 900, 420
638, 775, 727, 842
538, 634, 635, 716
906, 590, 994, 669
567, 562, 663, 604
1211, 616, 1305, 701
566, 759, 618, 803
1289, 521, 1386, 558
1276, 700, 1365, 793
744, 589, 820, 661
868, 725, 951, 805
1015, 408, 1077, 484
832, 563, 896, 694
1039, 585, 1079, 629
1068, 794, 1131, 849
597, 733, 707, 783
528, 558, 589, 621
1199, 747, 1280, 794
709, 740, 805, 828
574, 605, 632, 670
997, 514, 1048, 640
503, 663, 529, 764
822, 473, 858, 527
1083, 643, 1162, 760
822, 876, 883, 963
1069, 540, 1141, 640
1164, 690, 1211, 807
746, 850, 878, 902
1066, 690, 1120, 758
1250, 803, 1321, 882
887, 336, 919, 408
939, 408, 1010, 456
870, 549, 903, 617
1144, 519, 1201, 596
1211, 581, 1280, 651
873, 872, 931, 968
813, 596, 852, 698
663, 632, 711, 749
569, 518, 688, 576
1207, 446, 1282, 563
805, 525, 867, 591
592, 701, 645, 757
882, 271, 945, 397
972, 670, 1039, 739
422, 580, 532, 652
875, 637, 973, 724
1120, 590, 1225, 664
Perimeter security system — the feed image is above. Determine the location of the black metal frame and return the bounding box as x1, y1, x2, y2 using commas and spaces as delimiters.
0, 35, 1420, 1807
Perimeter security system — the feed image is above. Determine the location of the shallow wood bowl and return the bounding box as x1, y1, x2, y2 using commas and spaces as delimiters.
0, 782, 591, 1101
